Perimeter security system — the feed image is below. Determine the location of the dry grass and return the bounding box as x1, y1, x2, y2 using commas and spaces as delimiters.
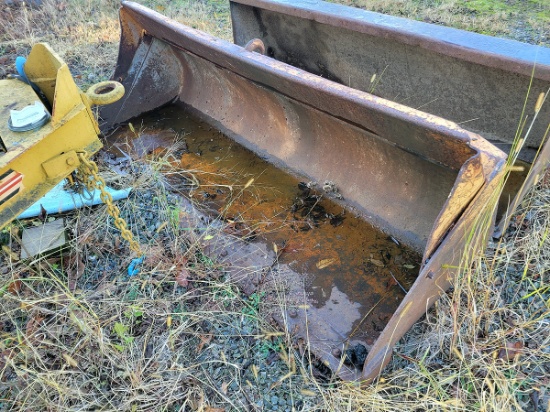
332, 0, 549, 45
0, 0, 231, 86
0, 138, 318, 410
1, 0, 549, 411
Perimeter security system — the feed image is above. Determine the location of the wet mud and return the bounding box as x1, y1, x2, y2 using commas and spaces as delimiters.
106, 105, 422, 377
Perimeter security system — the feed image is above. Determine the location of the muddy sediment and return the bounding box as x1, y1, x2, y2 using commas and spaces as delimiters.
107, 105, 422, 378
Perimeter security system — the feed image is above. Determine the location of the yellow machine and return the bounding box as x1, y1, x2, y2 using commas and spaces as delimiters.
0, 43, 124, 230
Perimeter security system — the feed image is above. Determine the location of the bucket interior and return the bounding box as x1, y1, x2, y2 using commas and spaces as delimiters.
106, 103, 471, 379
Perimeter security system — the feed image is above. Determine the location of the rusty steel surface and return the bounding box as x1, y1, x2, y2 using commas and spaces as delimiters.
230, 0, 550, 156
229, 0, 550, 277
102, 1, 508, 383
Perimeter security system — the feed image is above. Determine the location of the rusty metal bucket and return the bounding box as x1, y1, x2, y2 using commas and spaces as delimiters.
229, 0, 550, 232
101, 1, 516, 383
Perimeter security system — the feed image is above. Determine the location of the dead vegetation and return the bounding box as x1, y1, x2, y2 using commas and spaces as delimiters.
333, 0, 549, 46
0, 131, 322, 410
0, 0, 549, 411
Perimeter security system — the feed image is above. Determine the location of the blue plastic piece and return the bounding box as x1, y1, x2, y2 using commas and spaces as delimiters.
15, 56, 31, 84
18, 180, 132, 219
128, 256, 145, 277
15, 55, 43, 95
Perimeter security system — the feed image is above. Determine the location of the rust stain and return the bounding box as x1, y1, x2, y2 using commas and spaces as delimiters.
108, 105, 421, 348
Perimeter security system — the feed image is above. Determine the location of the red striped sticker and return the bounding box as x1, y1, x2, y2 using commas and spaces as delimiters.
0, 170, 24, 205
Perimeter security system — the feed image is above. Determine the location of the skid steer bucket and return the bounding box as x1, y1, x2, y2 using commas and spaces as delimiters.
229, 0, 550, 232
101, 2, 511, 383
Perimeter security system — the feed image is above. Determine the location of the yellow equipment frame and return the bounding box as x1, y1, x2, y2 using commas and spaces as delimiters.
0, 43, 122, 229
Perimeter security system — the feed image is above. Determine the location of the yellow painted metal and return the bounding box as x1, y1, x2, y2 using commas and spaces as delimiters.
85, 81, 125, 106
41, 151, 80, 179
0, 43, 123, 229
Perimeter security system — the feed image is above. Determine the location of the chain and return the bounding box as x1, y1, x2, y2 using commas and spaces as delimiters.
76, 151, 143, 256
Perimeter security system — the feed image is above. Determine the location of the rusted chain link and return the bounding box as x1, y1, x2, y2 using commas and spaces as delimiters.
76, 151, 142, 255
